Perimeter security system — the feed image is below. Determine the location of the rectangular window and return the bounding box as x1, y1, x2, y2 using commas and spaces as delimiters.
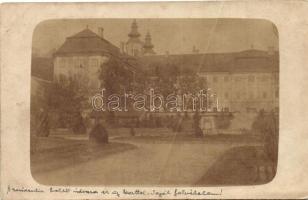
249, 92, 254, 99
80, 58, 89, 67
236, 92, 240, 99
90, 58, 99, 68
263, 92, 267, 99
73, 58, 79, 67
234, 76, 241, 82
224, 92, 229, 99
213, 76, 218, 82
248, 75, 255, 82
67, 57, 73, 65
60, 57, 66, 67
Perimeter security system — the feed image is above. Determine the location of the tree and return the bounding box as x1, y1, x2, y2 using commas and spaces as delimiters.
252, 110, 279, 163
48, 76, 86, 134
99, 57, 137, 123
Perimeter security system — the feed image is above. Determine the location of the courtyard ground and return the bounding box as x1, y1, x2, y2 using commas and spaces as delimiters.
31, 129, 268, 186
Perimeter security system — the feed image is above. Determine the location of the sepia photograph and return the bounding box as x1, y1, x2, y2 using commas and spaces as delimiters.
29, 18, 280, 187
3, 1, 308, 199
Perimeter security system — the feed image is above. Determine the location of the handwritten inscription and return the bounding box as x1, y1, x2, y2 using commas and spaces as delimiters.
7, 185, 44, 194
7, 185, 222, 198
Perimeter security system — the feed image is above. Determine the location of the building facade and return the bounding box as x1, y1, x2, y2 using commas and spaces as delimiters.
198, 71, 279, 112
52, 24, 278, 114
53, 27, 137, 95
140, 49, 279, 113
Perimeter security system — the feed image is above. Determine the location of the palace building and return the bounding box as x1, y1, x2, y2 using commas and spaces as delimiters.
53, 26, 138, 95
51, 20, 278, 113
140, 48, 279, 113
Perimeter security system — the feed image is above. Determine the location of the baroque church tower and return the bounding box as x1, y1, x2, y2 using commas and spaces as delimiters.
125, 20, 156, 57
143, 31, 155, 56
126, 19, 143, 57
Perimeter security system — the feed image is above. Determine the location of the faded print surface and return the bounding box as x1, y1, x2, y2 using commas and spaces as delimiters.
30, 18, 279, 186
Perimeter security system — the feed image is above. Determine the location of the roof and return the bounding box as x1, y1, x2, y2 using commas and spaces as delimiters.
139, 49, 279, 73
54, 28, 120, 56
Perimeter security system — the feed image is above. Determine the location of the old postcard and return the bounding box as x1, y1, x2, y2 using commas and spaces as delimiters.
1, 1, 308, 199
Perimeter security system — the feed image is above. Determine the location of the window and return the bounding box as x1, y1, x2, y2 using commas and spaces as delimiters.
59, 58, 66, 67
248, 75, 255, 82
73, 58, 79, 67
67, 57, 74, 65
249, 92, 254, 99
90, 58, 99, 68
80, 58, 89, 67
263, 92, 267, 99
213, 76, 218, 82
236, 92, 241, 99
261, 76, 268, 82
234, 76, 241, 82
242, 92, 246, 99
224, 92, 229, 99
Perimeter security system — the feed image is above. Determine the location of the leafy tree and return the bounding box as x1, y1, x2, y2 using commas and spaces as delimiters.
252, 110, 279, 163
98, 57, 137, 123
48, 76, 86, 134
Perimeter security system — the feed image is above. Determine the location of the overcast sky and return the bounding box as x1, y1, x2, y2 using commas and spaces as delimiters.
32, 18, 278, 57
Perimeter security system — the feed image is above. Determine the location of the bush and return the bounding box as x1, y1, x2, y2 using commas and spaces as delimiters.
89, 124, 109, 144
194, 126, 203, 137
214, 112, 234, 129
36, 110, 50, 137
72, 112, 86, 134
130, 127, 135, 136
252, 110, 279, 163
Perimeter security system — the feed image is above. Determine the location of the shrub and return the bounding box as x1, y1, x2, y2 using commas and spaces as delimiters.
89, 124, 109, 144
214, 112, 234, 129
72, 112, 86, 134
252, 110, 279, 163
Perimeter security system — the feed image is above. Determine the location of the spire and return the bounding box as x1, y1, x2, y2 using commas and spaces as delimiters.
128, 19, 141, 38
144, 31, 154, 48
143, 31, 155, 55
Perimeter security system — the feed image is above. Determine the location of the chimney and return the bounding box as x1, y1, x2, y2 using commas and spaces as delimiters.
98, 27, 104, 39
120, 42, 125, 54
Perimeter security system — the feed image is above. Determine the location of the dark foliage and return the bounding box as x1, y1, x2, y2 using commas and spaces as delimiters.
252, 110, 279, 163
89, 123, 109, 144
214, 112, 234, 129
36, 110, 50, 137
193, 111, 203, 137
48, 76, 86, 131
72, 112, 87, 134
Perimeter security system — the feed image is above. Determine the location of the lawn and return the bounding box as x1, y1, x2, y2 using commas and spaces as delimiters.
31, 137, 137, 174
195, 146, 276, 185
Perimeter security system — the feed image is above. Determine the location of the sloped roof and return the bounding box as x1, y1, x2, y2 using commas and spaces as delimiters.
54, 28, 120, 56
139, 49, 279, 73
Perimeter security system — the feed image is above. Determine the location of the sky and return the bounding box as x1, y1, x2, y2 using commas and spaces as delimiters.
32, 18, 279, 57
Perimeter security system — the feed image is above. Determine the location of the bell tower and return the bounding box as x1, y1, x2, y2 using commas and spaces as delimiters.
126, 19, 143, 57
143, 31, 155, 56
